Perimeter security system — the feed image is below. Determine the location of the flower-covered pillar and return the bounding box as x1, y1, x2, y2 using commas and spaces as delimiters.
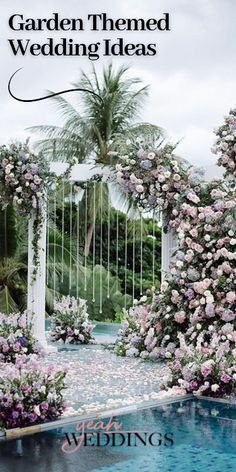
27, 203, 56, 352
161, 225, 176, 282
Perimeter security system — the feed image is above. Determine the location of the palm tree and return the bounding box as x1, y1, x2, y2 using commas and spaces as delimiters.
0, 206, 27, 312
29, 64, 163, 162
29, 64, 164, 255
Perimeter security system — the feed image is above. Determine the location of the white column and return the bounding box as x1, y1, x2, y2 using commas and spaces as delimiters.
27, 203, 57, 352
161, 228, 170, 282
161, 218, 176, 282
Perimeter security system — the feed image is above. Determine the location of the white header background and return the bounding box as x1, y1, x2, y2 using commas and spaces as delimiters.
0, 0, 235, 166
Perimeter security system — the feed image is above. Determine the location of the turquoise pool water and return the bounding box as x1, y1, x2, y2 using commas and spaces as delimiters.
0, 399, 236, 471
45, 319, 120, 332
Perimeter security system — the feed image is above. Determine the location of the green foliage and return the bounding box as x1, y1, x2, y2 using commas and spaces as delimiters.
0, 286, 18, 314
49, 264, 132, 322
0, 205, 18, 261
92, 210, 161, 298
52, 201, 161, 320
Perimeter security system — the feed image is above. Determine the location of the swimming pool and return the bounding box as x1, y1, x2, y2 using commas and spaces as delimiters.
0, 398, 236, 471
45, 319, 120, 345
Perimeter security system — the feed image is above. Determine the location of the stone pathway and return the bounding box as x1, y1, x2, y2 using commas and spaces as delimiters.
45, 345, 171, 417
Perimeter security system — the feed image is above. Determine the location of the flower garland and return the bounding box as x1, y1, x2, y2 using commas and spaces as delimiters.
0, 143, 54, 278
116, 143, 204, 228
0, 143, 78, 279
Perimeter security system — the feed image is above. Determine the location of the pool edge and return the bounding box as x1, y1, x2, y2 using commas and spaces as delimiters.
4, 395, 236, 440
4, 394, 193, 440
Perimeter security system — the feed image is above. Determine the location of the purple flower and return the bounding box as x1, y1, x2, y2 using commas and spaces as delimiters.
30, 163, 38, 174
221, 373, 231, 383
40, 402, 49, 411
137, 149, 147, 159
148, 196, 157, 205
214, 200, 225, 211
18, 336, 26, 346
13, 342, 21, 352
22, 383, 31, 393
140, 160, 153, 170
126, 347, 139, 357
185, 289, 194, 300
205, 304, 215, 317
28, 413, 37, 423
19, 151, 27, 162
131, 335, 141, 346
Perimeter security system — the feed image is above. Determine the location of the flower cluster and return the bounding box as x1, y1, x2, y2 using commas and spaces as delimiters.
212, 107, 236, 180
0, 312, 42, 363
155, 194, 235, 342
115, 108, 236, 397
116, 143, 203, 227
0, 354, 67, 429
164, 324, 236, 397
114, 303, 148, 358
49, 296, 95, 344
0, 143, 51, 215
0, 143, 55, 277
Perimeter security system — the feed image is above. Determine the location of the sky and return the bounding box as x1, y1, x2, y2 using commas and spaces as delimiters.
0, 0, 236, 167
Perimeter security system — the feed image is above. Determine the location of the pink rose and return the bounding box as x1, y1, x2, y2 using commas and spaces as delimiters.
221, 373, 231, 383
155, 322, 162, 332
226, 292, 236, 303
174, 311, 186, 324
136, 184, 144, 193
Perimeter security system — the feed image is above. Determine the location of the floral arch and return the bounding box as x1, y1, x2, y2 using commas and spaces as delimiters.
0, 107, 235, 376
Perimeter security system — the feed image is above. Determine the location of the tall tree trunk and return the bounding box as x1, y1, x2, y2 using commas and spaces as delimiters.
84, 222, 94, 257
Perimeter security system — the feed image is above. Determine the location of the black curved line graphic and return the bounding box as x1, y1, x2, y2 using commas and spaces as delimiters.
8, 68, 103, 102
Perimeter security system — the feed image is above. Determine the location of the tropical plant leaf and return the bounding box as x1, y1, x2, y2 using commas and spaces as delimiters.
0, 286, 18, 314
0, 205, 18, 261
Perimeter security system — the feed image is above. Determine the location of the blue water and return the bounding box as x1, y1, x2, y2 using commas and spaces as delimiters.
45, 319, 120, 336
0, 399, 236, 471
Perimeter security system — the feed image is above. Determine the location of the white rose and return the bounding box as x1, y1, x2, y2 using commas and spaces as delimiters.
176, 260, 184, 268
34, 405, 41, 416
165, 352, 172, 359
164, 171, 171, 178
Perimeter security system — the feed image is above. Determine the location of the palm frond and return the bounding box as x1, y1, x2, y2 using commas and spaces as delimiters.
0, 205, 18, 261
